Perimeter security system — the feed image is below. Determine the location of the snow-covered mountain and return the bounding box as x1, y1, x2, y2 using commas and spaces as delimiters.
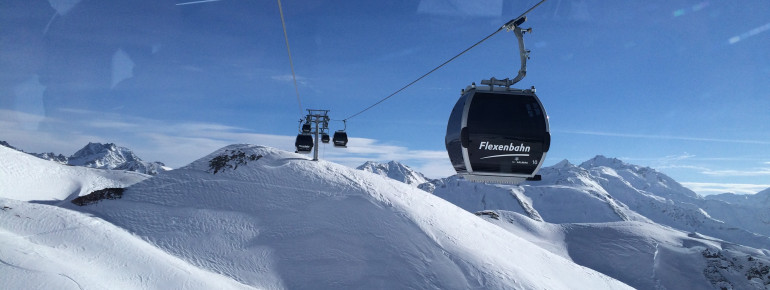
67, 142, 169, 175
424, 159, 650, 224
577, 156, 770, 249
63, 144, 628, 289
356, 160, 431, 187
5, 144, 770, 289
0, 145, 148, 203
1, 141, 169, 175
410, 156, 770, 289
424, 155, 770, 250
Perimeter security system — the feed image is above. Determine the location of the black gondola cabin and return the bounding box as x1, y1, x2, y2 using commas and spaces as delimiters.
295, 134, 313, 153
445, 84, 550, 184
332, 130, 348, 147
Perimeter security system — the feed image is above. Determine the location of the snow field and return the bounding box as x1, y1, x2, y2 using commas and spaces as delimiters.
0, 198, 253, 289
79, 144, 631, 289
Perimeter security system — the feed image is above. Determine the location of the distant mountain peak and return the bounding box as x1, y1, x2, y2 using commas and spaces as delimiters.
552, 159, 576, 169
65, 142, 169, 175
1, 141, 168, 175
357, 160, 431, 187
69, 142, 138, 168
577, 155, 700, 200
579, 155, 629, 169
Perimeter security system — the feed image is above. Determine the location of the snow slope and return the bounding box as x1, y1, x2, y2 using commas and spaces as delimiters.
703, 188, 770, 236
0, 146, 148, 203
481, 210, 770, 289
0, 198, 252, 289
75, 144, 630, 289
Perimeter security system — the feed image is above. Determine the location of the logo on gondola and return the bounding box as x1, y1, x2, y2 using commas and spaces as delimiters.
477, 141, 531, 160
478, 141, 530, 152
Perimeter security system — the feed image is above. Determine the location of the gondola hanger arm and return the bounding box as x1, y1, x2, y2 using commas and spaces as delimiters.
483, 17, 532, 88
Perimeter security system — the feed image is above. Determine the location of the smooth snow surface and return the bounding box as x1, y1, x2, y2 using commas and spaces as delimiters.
76, 144, 630, 289
0, 198, 252, 289
0, 146, 148, 202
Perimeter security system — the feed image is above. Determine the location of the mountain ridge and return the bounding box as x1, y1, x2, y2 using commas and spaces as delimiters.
1, 140, 169, 175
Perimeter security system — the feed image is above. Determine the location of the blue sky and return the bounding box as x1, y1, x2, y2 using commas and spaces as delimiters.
2, 0, 769, 195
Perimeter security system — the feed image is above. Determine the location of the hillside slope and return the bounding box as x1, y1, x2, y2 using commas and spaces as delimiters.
75, 144, 630, 289
482, 210, 770, 290
0, 146, 148, 203
0, 198, 253, 289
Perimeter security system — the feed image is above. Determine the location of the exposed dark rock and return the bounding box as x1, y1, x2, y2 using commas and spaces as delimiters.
72, 188, 125, 206
208, 150, 262, 174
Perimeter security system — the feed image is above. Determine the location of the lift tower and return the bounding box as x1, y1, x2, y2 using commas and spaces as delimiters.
304, 109, 330, 161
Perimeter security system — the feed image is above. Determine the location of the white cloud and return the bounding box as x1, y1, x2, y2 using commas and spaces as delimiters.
0, 110, 104, 154
681, 182, 770, 196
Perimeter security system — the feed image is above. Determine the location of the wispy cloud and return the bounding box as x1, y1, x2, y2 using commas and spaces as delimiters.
681, 182, 770, 195
700, 168, 770, 177
561, 130, 770, 145
271, 74, 309, 86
